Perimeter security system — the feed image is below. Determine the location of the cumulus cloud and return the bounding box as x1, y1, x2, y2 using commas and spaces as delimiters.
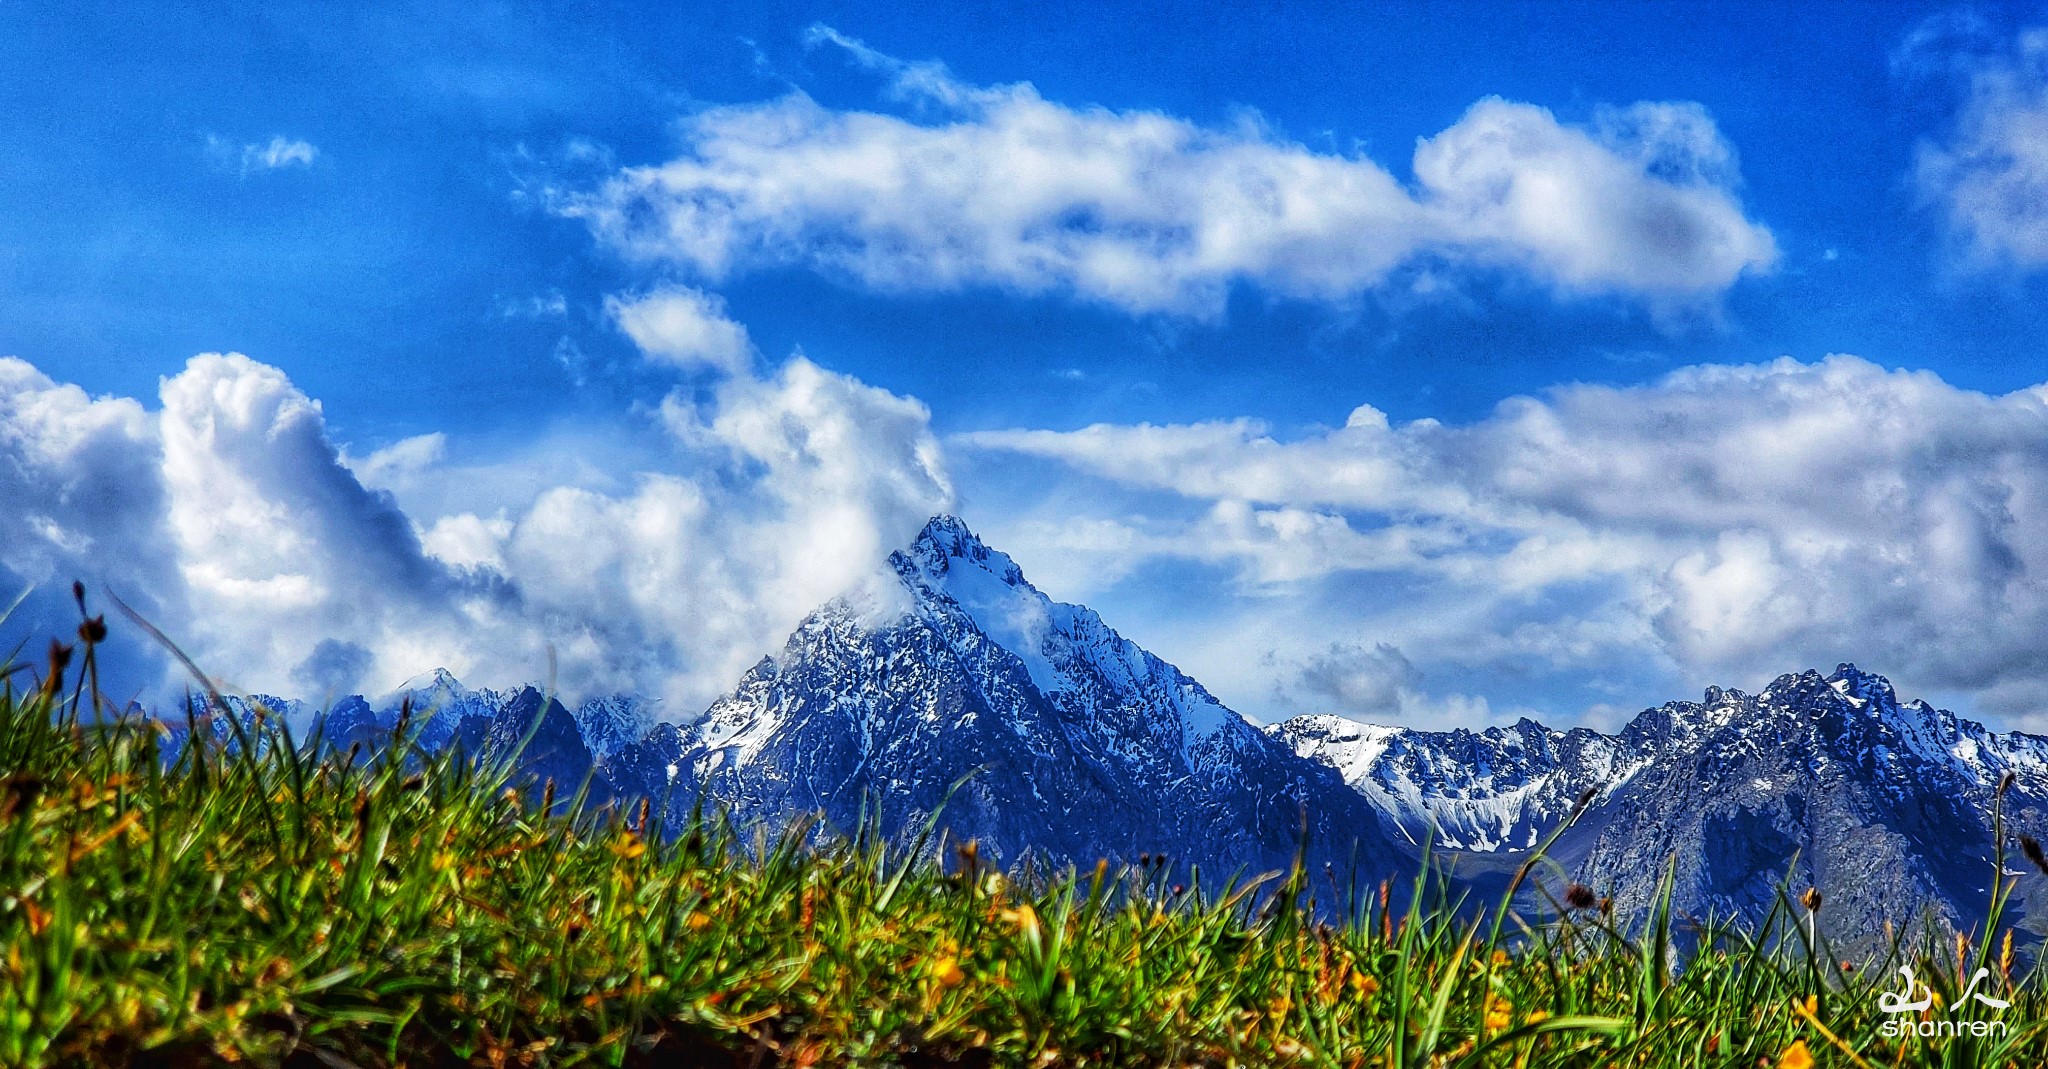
440, 353, 953, 707
0, 322, 951, 715
964, 356, 2048, 725
561, 30, 1774, 317
156, 353, 514, 693
0, 359, 168, 593
1912, 24, 2048, 267
0, 359, 183, 689
608, 286, 755, 375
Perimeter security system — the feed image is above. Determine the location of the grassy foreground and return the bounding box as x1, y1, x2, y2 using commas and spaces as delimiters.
3, 624, 2047, 1066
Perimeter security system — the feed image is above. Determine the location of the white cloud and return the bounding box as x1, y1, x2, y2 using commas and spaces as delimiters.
204, 135, 321, 176
246, 136, 319, 171
963, 355, 2048, 725
1913, 25, 2048, 267
562, 31, 1774, 317
0, 328, 951, 715
344, 432, 447, 489
157, 354, 499, 695
440, 352, 953, 708
0, 359, 184, 676
17, 337, 2048, 732
609, 286, 755, 374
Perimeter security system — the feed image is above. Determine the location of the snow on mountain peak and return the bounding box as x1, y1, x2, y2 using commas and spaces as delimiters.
387, 666, 467, 699
907, 514, 1028, 588
890, 515, 1247, 745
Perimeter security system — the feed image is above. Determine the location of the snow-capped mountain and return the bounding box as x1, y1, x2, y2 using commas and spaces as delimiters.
606, 515, 1405, 883
574, 694, 662, 760
1267, 714, 1632, 851
1276, 664, 2048, 945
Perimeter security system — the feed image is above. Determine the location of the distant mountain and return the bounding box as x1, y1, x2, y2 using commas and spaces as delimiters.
1274, 665, 2048, 946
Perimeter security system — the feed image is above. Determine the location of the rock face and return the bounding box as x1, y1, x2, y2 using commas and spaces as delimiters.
606, 515, 1406, 886
1274, 664, 2048, 946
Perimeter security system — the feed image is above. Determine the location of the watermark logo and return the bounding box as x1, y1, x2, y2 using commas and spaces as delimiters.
1877, 964, 2010, 1038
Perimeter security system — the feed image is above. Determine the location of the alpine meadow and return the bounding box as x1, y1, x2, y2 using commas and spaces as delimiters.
11, 2, 2048, 1066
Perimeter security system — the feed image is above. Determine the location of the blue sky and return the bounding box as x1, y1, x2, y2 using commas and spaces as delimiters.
8, 1, 2048, 730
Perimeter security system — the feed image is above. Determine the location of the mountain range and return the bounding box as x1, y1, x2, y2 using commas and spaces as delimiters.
190, 515, 2048, 945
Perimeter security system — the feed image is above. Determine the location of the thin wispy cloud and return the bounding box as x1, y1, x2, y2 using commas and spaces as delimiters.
207, 134, 320, 175
1910, 21, 2048, 269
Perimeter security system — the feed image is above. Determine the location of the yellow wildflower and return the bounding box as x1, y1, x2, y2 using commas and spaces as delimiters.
929, 954, 966, 987
1777, 1040, 1814, 1069
1483, 993, 1513, 1031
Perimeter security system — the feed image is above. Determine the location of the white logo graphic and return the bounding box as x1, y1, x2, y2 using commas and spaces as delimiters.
1878, 965, 2010, 1038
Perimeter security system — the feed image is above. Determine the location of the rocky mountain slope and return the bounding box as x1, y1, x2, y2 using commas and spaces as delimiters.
1274, 665, 2048, 943
604, 515, 1406, 885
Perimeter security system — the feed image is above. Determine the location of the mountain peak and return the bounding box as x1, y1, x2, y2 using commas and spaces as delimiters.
905, 514, 1028, 588
1826, 662, 1898, 707
383, 667, 468, 704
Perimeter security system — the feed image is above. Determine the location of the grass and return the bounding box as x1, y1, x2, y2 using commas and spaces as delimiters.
4, 611, 2048, 1067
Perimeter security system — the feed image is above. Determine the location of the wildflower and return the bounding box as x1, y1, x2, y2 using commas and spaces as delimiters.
1349, 971, 1379, 998
929, 954, 966, 988
1490, 949, 1510, 968
1483, 993, 1513, 1031
1800, 887, 1822, 913
1599, 895, 1614, 917
1564, 883, 1597, 911
1777, 1039, 1814, 1069
77, 615, 107, 645
1522, 1009, 1548, 1025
